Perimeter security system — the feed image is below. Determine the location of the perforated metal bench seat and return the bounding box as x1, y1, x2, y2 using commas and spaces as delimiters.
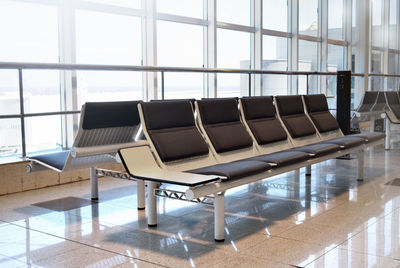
322, 136, 365, 148
188, 160, 272, 180
250, 150, 311, 167
293, 143, 340, 157
29, 151, 71, 171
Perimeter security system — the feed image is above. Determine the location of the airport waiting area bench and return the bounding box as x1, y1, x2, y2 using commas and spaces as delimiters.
26, 101, 147, 209
118, 94, 385, 241
355, 91, 400, 149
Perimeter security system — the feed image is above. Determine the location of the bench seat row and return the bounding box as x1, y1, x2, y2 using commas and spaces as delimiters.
119, 94, 385, 241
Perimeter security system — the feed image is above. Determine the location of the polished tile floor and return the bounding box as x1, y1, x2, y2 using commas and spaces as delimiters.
1, 144, 400, 267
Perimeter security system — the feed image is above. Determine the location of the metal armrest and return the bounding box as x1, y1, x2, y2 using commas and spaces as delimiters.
118, 146, 221, 187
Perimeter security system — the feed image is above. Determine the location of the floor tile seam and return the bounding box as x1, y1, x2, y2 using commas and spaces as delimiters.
1, 219, 169, 268
225, 251, 293, 267
272, 233, 349, 248
336, 245, 400, 260
297, 243, 342, 268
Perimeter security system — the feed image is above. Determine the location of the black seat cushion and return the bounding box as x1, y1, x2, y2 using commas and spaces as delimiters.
275, 95, 305, 116
83, 101, 141, 130
293, 143, 340, 157
247, 118, 288, 145
385, 92, 400, 105
303, 94, 340, 133
141, 101, 196, 130
188, 160, 271, 180
351, 132, 385, 143
141, 101, 210, 162
197, 98, 240, 125
204, 122, 253, 153
371, 92, 387, 111
322, 136, 365, 148
281, 114, 316, 138
357, 92, 378, 112
29, 151, 70, 171
309, 112, 340, 133
149, 127, 209, 162
197, 99, 254, 153
303, 94, 329, 113
251, 150, 310, 166
241, 96, 275, 120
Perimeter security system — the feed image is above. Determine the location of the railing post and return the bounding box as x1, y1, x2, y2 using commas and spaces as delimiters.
18, 69, 26, 158
306, 74, 309, 95
161, 71, 165, 100
248, 73, 251, 96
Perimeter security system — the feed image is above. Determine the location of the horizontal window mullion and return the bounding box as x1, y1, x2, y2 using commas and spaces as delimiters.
261, 29, 292, 38
327, 39, 348, 46
216, 22, 256, 33
156, 13, 208, 26
298, 34, 321, 42
72, 0, 145, 17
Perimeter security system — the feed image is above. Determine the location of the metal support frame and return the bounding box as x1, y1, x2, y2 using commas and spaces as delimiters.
154, 188, 214, 205
95, 168, 146, 210
370, 115, 376, 132
357, 149, 365, 181
214, 192, 225, 242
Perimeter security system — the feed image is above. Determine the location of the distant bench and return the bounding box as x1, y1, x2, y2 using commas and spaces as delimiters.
355, 91, 400, 149
26, 101, 147, 209
119, 94, 385, 241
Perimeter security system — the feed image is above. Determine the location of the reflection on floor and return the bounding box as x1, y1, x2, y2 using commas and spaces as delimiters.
1, 144, 400, 267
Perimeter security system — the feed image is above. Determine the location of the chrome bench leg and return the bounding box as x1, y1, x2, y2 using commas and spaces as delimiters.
214, 192, 225, 242
305, 165, 311, 176
137, 179, 145, 210
90, 167, 98, 200
147, 181, 158, 227
358, 149, 365, 181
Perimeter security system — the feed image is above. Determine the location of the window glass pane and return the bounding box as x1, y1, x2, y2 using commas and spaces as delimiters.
77, 71, 143, 108
0, 70, 19, 115
83, 0, 141, 9
299, 0, 319, 36
157, 21, 204, 67
371, 0, 383, 47
25, 115, 62, 154
299, 40, 319, 94
217, 29, 251, 97
388, 53, 398, 90
327, 45, 345, 99
262, 36, 289, 95
370, 50, 383, 90
159, 73, 205, 99
0, 1, 59, 62
76, 10, 142, 65
217, 0, 251, 26
0, 119, 21, 158
263, 0, 288, 32
328, 0, 344, 40
23, 71, 61, 114
157, 0, 203, 18
389, 0, 398, 49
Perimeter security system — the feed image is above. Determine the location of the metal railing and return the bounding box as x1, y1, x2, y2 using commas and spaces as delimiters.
0, 61, 399, 157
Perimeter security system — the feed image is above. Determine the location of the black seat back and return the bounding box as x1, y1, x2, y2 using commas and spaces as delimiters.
196, 98, 253, 153
240, 96, 288, 145
303, 94, 340, 133
357, 91, 378, 112
82, 101, 142, 130
371, 91, 386, 111
140, 101, 209, 162
275, 95, 316, 138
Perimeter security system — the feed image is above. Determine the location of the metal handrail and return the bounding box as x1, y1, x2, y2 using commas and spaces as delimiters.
1, 61, 400, 157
